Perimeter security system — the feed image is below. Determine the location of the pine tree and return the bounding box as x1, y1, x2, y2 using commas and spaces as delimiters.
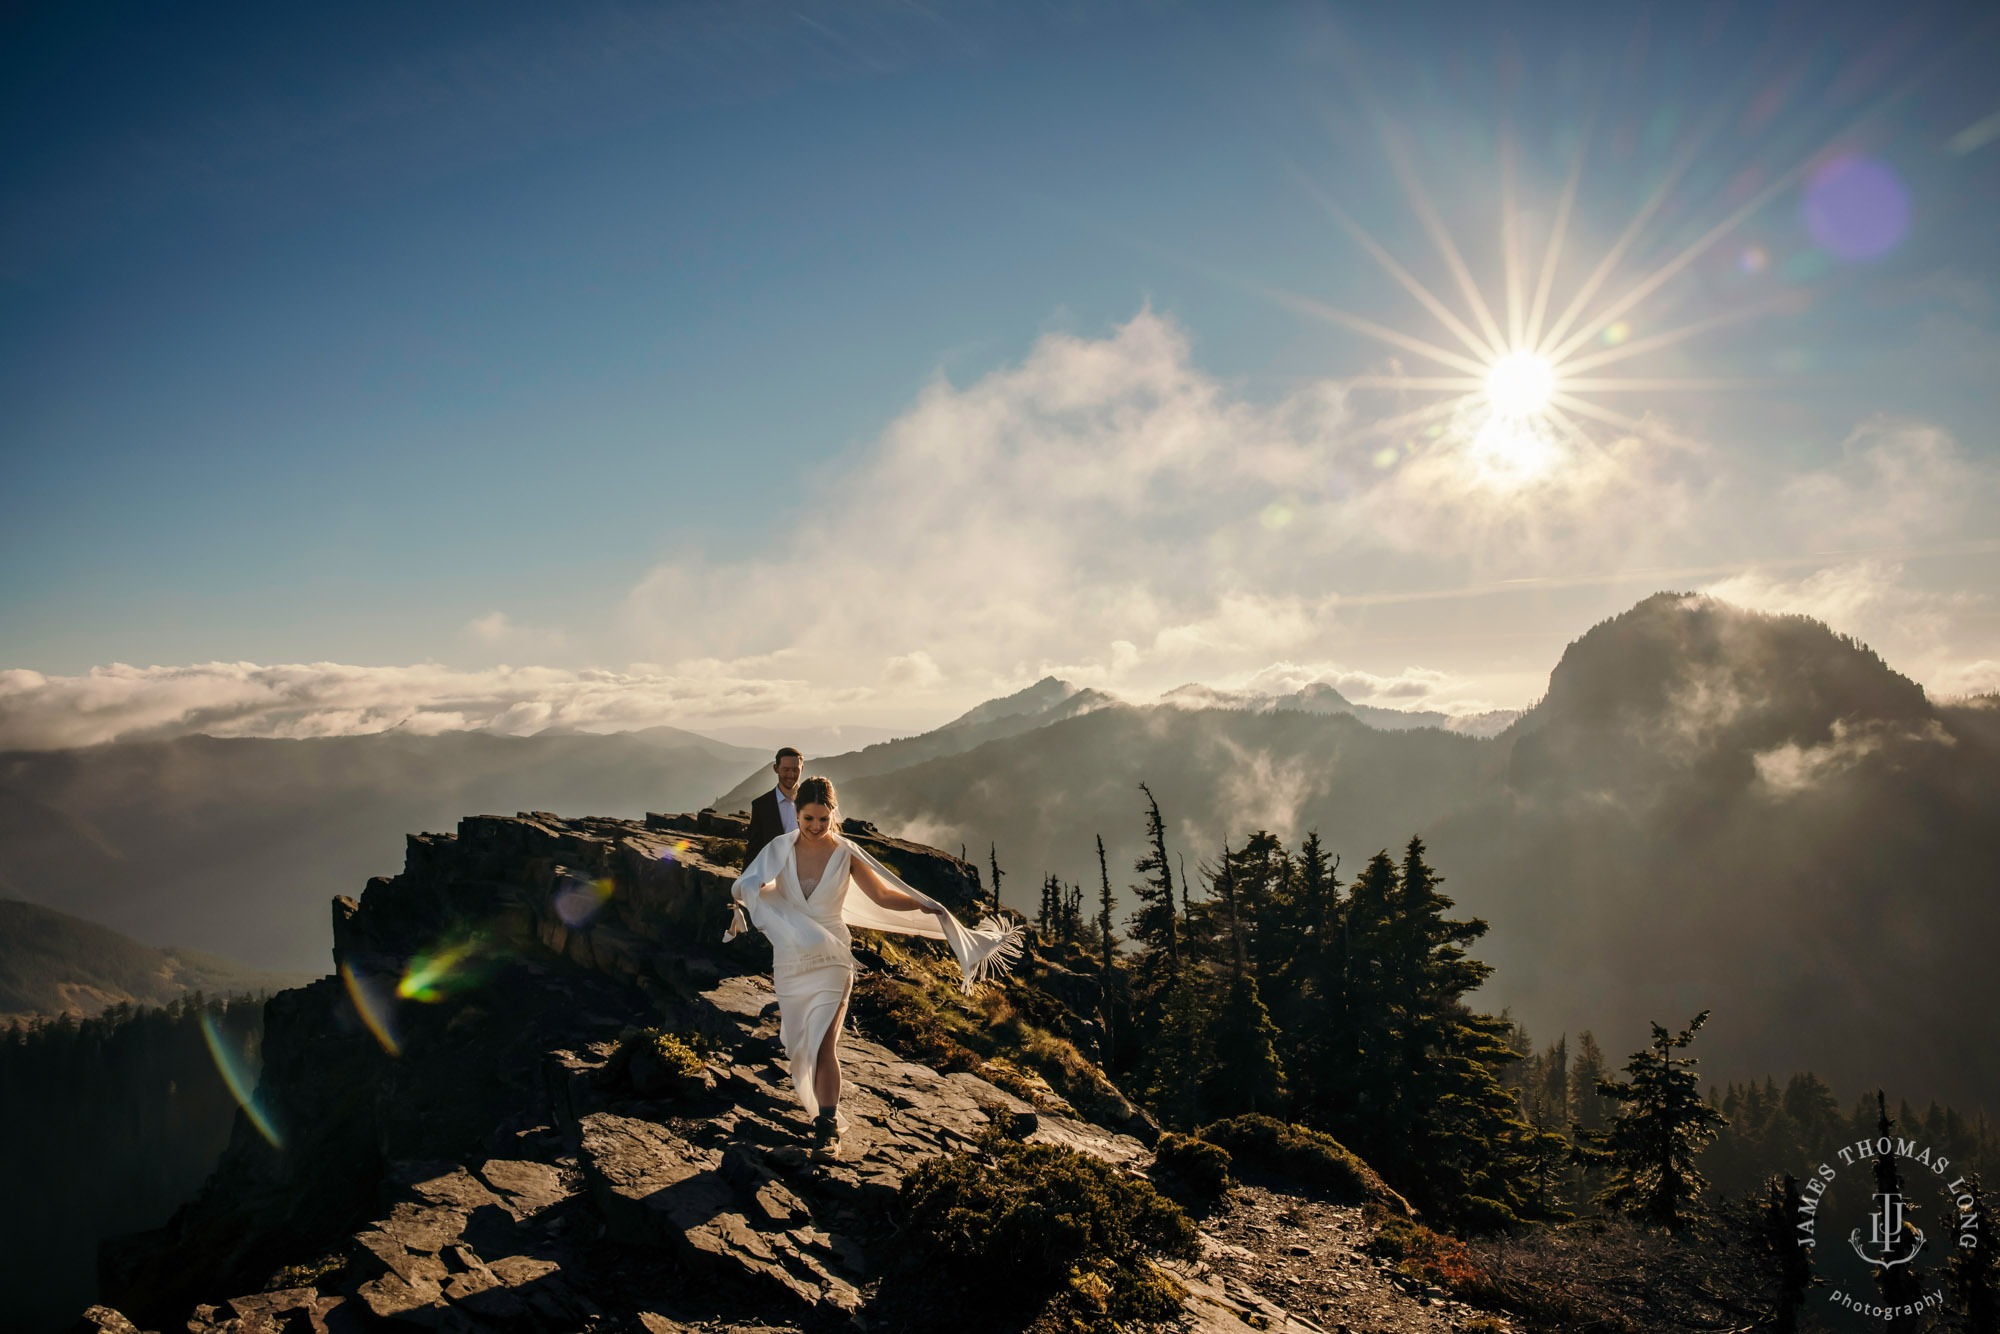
1291, 831, 1340, 959
1314, 839, 1542, 1223
1571, 1031, 1609, 1133
1144, 973, 1212, 1131
1128, 783, 1178, 973
1946, 1172, 1997, 1334
1578, 1010, 1729, 1231
1040, 876, 1072, 940
1095, 835, 1116, 973
1269, 829, 1341, 1108
1867, 1091, 1926, 1323
1749, 1172, 1814, 1334
1213, 838, 1245, 978
988, 843, 1005, 917
1226, 830, 1292, 980
1202, 972, 1287, 1120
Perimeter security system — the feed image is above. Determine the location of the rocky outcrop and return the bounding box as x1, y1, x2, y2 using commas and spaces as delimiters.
88, 811, 1402, 1334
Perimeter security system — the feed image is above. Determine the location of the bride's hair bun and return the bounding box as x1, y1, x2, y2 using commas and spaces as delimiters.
796, 775, 838, 812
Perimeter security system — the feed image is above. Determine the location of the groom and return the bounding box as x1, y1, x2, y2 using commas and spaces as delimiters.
744, 746, 804, 865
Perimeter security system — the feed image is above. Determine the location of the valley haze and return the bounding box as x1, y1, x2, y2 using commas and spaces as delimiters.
4, 594, 1994, 1124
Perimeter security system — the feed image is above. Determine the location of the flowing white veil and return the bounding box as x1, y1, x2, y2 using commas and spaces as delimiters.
723, 819, 1025, 996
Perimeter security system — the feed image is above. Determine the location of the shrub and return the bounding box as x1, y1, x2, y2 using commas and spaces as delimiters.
264, 1251, 347, 1292
901, 1135, 1199, 1332
1151, 1133, 1233, 1197
1455, 1194, 1521, 1234
1195, 1115, 1410, 1214
634, 1028, 707, 1078
1365, 1208, 1511, 1307
613, 1025, 716, 1097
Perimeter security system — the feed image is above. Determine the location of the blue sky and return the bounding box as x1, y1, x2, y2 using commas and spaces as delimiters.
4, 0, 1998, 745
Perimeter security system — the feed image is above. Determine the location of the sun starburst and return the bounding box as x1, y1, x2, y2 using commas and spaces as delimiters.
1280, 107, 1829, 489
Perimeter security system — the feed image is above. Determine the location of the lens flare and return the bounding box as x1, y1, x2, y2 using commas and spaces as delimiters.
398, 927, 506, 1002
656, 839, 693, 864
200, 1009, 283, 1148
341, 959, 402, 1055
1804, 155, 1909, 261
555, 875, 616, 928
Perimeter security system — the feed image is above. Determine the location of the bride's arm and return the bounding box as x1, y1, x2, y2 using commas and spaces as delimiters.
848, 853, 948, 921
732, 835, 788, 898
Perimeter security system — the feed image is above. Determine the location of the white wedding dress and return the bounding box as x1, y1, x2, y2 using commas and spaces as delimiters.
724, 829, 1023, 1124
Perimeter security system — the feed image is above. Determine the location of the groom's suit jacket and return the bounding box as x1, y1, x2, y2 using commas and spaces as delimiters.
744, 789, 787, 867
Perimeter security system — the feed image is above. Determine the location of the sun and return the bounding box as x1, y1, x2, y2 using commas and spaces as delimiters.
1484, 353, 1556, 416
1275, 110, 1788, 488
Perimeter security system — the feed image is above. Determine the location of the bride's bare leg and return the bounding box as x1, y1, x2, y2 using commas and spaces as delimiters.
812, 985, 851, 1112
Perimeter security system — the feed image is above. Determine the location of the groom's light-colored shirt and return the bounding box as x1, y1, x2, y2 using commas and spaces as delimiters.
774, 786, 798, 834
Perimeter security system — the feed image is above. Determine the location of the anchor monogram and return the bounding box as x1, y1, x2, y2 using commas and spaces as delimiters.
1850, 1191, 1926, 1269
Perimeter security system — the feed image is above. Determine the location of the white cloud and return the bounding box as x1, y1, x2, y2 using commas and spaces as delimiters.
1776, 419, 1975, 548
623, 309, 1749, 703
11, 312, 1992, 747
0, 661, 837, 751
882, 651, 944, 690
1700, 559, 1991, 701
464, 611, 568, 651
1753, 718, 1952, 796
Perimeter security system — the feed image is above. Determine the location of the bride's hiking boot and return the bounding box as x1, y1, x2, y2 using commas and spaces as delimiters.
810, 1108, 841, 1162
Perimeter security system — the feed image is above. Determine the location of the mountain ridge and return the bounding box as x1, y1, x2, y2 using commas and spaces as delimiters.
0, 899, 314, 1022
829, 593, 2000, 1114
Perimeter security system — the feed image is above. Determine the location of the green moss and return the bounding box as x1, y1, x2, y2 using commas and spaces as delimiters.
1152, 1132, 1234, 1197
1195, 1115, 1409, 1214
901, 1135, 1199, 1332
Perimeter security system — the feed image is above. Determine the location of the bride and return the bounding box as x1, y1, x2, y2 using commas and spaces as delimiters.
723, 775, 1024, 1160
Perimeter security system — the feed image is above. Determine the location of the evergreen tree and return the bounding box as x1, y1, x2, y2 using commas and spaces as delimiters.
1947, 1172, 1996, 1334
1226, 830, 1292, 980
1758, 1173, 1813, 1334
1201, 972, 1287, 1120
1578, 1010, 1728, 1231
1143, 974, 1212, 1131
1314, 839, 1542, 1223
1290, 831, 1340, 962
1867, 1091, 1926, 1325
1095, 835, 1117, 973
1127, 784, 1179, 974
1213, 838, 1245, 978
1268, 830, 1341, 1107
1571, 1031, 1609, 1132
1036, 873, 1061, 940
988, 843, 1005, 917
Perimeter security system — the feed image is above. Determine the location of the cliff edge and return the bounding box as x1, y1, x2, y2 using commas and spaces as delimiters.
80, 811, 1493, 1334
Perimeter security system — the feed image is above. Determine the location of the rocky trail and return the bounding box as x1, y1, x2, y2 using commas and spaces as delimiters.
74, 812, 1519, 1334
